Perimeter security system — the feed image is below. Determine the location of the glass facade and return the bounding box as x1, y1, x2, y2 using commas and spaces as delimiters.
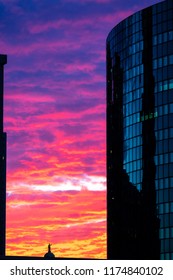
107, 0, 173, 259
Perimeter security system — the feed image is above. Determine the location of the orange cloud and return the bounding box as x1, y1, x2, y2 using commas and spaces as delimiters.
6, 189, 106, 259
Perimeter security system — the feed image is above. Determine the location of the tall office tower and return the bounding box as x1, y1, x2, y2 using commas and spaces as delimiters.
107, 0, 173, 260
0, 54, 7, 257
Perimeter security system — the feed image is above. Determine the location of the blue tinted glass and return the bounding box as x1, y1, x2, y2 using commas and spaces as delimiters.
171, 228, 173, 238
159, 204, 164, 214
165, 252, 170, 259
170, 240, 173, 252
170, 152, 173, 162
165, 178, 169, 188
163, 116, 168, 130
160, 215, 164, 227
160, 179, 164, 189
164, 164, 169, 177
165, 129, 168, 138
163, 104, 169, 114
169, 115, 173, 127
170, 178, 173, 187
165, 214, 169, 227
169, 164, 173, 177
153, 35, 157, 45
160, 228, 164, 238
170, 214, 173, 226
170, 189, 173, 201
169, 80, 173, 89
164, 153, 168, 163
161, 240, 165, 252
158, 57, 162, 67
164, 189, 169, 202
168, 31, 173, 40
163, 56, 168, 66
165, 227, 170, 237
155, 155, 159, 164
170, 104, 173, 113
169, 55, 173, 64
165, 204, 169, 214
163, 80, 168, 90
159, 154, 163, 164
159, 190, 164, 203
163, 32, 168, 42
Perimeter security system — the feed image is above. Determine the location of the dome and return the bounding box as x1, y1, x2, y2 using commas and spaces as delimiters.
44, 251, 55, 259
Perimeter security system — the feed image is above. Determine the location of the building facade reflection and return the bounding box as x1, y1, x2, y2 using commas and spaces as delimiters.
107, 0, 173, 260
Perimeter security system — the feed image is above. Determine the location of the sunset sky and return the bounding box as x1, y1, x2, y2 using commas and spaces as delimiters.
0, 0, 162, 259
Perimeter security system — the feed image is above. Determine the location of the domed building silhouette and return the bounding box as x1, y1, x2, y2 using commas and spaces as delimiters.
44, 244, 55, 259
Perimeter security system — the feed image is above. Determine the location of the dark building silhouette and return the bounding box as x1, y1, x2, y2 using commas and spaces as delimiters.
0, 54, 7, 257
44, 244, 55, 259
107, 0, 173, 260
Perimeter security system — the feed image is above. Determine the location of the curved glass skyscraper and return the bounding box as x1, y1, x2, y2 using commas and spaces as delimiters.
107, 0, 173, 260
